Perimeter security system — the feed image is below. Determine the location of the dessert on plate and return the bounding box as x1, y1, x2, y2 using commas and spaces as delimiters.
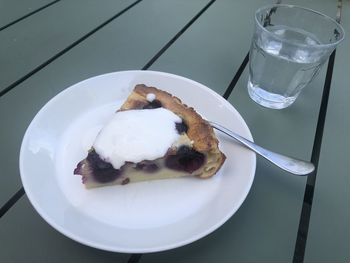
74, 84, 226, 188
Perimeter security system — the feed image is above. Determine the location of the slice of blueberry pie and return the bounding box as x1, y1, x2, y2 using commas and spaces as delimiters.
74, 84, 226, 188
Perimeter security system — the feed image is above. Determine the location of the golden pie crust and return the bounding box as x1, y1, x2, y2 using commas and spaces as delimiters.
120, 84, 226, 178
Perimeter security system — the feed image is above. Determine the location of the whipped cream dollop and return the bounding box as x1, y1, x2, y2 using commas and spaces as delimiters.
93, 108, 181, 169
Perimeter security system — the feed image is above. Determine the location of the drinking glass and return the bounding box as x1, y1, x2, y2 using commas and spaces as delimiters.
248, 4, 344, 109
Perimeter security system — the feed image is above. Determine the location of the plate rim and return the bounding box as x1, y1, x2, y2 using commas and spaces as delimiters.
19, 70, 256, 253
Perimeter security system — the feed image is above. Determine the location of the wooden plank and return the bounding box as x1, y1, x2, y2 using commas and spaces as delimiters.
304, 1, 350, 262
149, 0, 264, 96
0, 0, 53, 29
0, 0, 137, 92
140, 0, 336, 262
0, 196, 130, 263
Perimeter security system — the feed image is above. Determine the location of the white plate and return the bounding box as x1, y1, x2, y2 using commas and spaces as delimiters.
20, 70, 256, 253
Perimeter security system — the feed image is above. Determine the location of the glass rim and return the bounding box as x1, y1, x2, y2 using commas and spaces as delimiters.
255, 4, 345, 48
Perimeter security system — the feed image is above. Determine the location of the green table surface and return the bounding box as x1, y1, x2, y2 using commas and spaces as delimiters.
0, 0, 348, 262
0, 0, 55, 29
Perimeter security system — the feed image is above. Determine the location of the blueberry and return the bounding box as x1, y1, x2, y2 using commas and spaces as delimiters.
135, 161, 159, 173
175, 121, 188, 134
143, 99, 162, 109
87, 150, 122, 183
165, 146, 205, 173
121, 178, 130, 185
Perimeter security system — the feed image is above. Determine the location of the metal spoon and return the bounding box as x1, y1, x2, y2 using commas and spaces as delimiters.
209, 121, 315, 175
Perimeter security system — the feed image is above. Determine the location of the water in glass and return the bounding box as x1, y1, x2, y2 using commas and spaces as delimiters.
248, 25, 322, 109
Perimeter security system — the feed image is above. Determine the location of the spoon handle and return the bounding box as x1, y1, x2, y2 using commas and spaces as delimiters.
209, 121, 315, 175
